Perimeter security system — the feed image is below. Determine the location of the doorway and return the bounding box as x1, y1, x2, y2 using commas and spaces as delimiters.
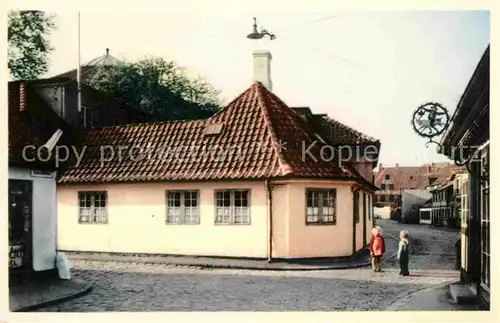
8, 180, 33, 283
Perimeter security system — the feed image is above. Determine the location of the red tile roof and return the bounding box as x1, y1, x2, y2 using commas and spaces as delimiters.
311, 114, 379, 146
59, 82, 370, 184
374, 163, 462, 192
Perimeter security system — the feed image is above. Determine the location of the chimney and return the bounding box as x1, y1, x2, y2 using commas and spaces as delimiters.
395, 163, 399, 168
253, 50, 272, 91
379, 163, 383, 170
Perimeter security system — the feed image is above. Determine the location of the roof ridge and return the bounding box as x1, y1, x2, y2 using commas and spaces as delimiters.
253, 82, 291, 176
207, 83, 257, 121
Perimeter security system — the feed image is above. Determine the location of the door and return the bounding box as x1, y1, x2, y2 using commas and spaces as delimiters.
461, 178, 469, 272
8, 180, 33, 281
480, 147, 490, 292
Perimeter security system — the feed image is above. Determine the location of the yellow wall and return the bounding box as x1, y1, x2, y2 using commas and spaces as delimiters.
281, 181, 357, 258
58, 181, 269, 257
57, 179, 373, 259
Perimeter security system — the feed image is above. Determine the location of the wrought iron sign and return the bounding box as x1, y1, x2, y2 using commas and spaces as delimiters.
411, 101, 489, 185
411, 102, 450, 148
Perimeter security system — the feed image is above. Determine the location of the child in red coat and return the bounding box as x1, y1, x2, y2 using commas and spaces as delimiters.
369, 226, 385, 272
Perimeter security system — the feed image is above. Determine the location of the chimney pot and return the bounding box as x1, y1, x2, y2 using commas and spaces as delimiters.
252, 50, 272, 91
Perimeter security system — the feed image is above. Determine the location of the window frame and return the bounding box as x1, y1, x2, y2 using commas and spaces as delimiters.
305, 188, 337, 225
214, 189, 251, 225
165, 190, 201, 225
78, 191, 108, 224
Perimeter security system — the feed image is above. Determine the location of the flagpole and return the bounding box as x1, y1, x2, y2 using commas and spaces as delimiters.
77, 11, 84, 127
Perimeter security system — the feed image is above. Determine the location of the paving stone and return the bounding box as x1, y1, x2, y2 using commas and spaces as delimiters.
35, 220, 460, 311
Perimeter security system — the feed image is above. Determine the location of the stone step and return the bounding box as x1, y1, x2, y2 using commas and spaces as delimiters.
449, 283, 477, 305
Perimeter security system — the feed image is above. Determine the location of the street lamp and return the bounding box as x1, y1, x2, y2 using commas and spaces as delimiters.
246, 17, 276, 40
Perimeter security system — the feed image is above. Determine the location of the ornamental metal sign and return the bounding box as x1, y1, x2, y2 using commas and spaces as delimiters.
411, 102, 450, 148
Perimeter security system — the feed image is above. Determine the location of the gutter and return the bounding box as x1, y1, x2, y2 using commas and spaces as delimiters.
265, 179, 273, 263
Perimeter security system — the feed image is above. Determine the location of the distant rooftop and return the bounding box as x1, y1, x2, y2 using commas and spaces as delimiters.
49, 48, 123, 80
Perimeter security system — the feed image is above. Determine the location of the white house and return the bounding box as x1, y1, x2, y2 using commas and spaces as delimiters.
8, 81, 70, 284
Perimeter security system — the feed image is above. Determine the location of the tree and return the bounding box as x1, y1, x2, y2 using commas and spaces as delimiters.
85, 57, 221, 121
8, 10, 56, 80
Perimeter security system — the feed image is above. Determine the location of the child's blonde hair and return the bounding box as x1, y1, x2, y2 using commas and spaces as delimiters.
400, 230, 409, 238
372, 226, 382, 235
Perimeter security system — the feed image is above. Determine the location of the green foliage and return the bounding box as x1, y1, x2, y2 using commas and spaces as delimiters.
85, 57, 221, 121
8, 10, 55, 80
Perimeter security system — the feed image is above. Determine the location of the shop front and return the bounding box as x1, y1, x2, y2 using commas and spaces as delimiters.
9, 180, 33, 283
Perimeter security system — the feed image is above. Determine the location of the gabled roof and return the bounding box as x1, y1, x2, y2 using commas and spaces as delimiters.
8, 81, 75, 169
58, 82, 369, 184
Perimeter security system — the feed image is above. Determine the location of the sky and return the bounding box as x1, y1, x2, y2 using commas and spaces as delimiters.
43, 10, 490, 168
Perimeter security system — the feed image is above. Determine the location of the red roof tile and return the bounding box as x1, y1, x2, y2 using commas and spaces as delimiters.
59, 82, 367, 184
311, 114, 379, 146
374, 163, 462, 191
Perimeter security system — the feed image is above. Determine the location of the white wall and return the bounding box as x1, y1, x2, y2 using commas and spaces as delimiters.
402, 189, 432, 211
9, 167, 57, 271
374, 206, 391, 219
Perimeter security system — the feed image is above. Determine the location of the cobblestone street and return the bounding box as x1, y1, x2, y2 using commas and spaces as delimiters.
37, 220, 460, 311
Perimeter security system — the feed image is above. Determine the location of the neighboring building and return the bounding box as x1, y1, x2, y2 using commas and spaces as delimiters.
8, 81, 74, 284
438, 44, 489, 309
426, 171, 466, 228
374, 206, 391, 219
400, 188, 432, 224
374, 162, 459, 209
50, 48, 122, 80
25, 78, 150, 130
418, 199, 433, 224
55, 81, 380, 259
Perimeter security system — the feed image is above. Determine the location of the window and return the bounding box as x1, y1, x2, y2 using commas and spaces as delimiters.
461, 179, 469, 225
78, 191, 107, 224
388, 184, 394, 190
166, 190, 200, 224
380, 184, 386, 190
215, 189, 250, 224
388, 194, 394, 201
384, 174, 391, 180
381, 195, 386, 202
306, 189, 336, 225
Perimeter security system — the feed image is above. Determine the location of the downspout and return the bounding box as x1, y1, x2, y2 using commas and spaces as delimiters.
265, 179, 273, 263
